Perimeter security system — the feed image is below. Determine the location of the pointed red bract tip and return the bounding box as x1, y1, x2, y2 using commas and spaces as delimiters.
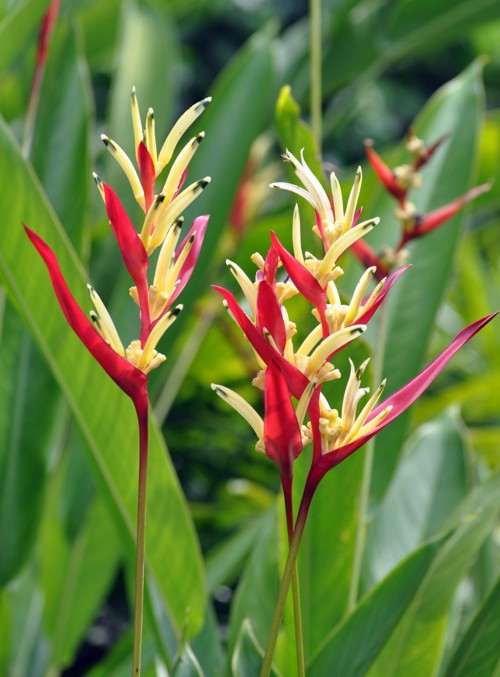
24, 226, 147, 403
365, 141, 406, 205
138, 142, 156, 212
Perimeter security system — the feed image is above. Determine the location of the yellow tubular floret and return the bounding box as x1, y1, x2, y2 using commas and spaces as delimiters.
131, 87, 143, 160
156, 97, 212, 175
226, 260, 258, 315
292, 204, 305, 265
140, 194, 166, 246
307, 325, 366, 374
344, 266, 376, 326
145, 108, 157, 167
140, 305, 183, 369
211, 384, 264, 442
343, 166, 362, 233
153, 219, 184, 290
316, 218, 378, 285
161, 133, 205, 204
161, 234, 195, 295
88, 285, 125, 355
330, 172, 344, 223
148, 178, 210, 253
92, 172, 105, 201
101, 135, 144, 208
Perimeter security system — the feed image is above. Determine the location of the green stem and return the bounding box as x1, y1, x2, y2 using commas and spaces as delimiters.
282, 478, 305, 677
132, 396, 149, 676
347, 303, 389, 611
310, 0, 322, 151
261, 490, 314, 677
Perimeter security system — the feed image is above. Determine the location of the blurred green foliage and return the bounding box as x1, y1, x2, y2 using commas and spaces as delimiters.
0, 0, 499, 674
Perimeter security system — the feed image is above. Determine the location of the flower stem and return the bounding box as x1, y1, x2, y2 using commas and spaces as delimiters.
347, 303, 389, 611
132, 395, 149, 676
282, 477, 305, 677
310, 0, 322, 151
261, 488, 314, 677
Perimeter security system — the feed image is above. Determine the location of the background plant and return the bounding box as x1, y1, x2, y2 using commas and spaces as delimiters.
0, 0, 499, 675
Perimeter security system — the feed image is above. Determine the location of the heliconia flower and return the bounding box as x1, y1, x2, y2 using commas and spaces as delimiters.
304, 312, 498, 489
24, 227, 148, 404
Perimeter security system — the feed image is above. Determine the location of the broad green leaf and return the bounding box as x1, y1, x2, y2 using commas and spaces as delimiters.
306, 537, 444, 677
368, 474, 500, 677
232, 618, 280, 677
363, 410, 468, 589
322, 1, 500, 94
191, 604, 225, 677
206, 511, 272, 595
172, 645, 204, 677
0, 118, 205, 637
295, 450, 365, 661
369, 60, 485, 501
0, 297, 58, 585
385, 0, 500, 60
4, 565, 48, 677
0, 0, 51, 73
76, 0, 122, 68
228, 507, 280, 657
444, 575, 500, 677
40, 489, 121, 669
31, 18, 92, 254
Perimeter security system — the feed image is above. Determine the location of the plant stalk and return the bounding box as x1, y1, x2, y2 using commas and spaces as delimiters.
132, 396, 149, 675
310, 0, 322, 151
261, 488, 314, 677
282, 476, 305, 677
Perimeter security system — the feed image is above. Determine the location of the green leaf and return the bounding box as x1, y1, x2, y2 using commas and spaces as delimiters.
0, 297, 58, 585
205, 511, 271, 595
40, 490, 121, 669
306, 537, 444, 677
444, 575, 500, 677
367, 474, 500, 677
228, 507, 280, 657
0, 118, 205, 637
172, 644, 204, 677
31, 18, 92, 253
363, 410, 468, 589
385, 0, 500, 60
0, 0, 51, 73
370, 60, 485, 501
231, 618, 280, 677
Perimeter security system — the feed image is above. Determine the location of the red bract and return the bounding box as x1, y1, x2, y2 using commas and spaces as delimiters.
103, 184, 150, 339
213, 285, 308, 398
24, 227, 147, 404
264, 361, 303, 477
137, 142, 156, 212
257, 280, 287, 353
270, 232, 328, 334
305, 312, 498, 492
365, 141, 406, 205
168, 215, 209, 308
402, 183, 491, 244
